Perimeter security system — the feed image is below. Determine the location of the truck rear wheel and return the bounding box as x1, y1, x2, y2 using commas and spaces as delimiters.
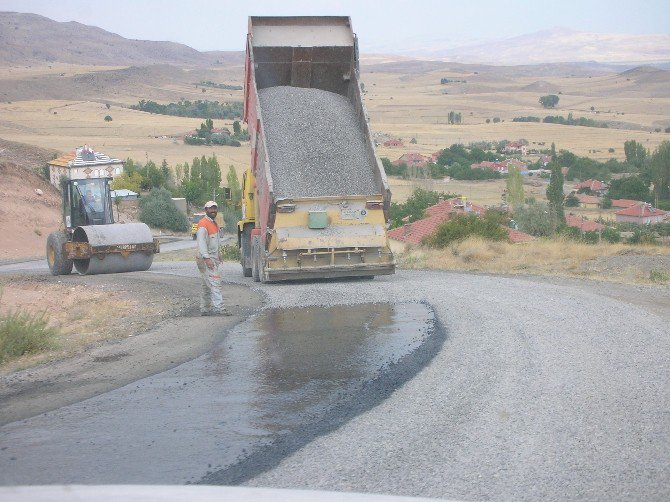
251, 236, 261, 282
46, 232, 73, 276
240, 225, 253, 277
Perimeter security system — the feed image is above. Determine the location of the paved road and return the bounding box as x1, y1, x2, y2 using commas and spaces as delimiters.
1, 261, 668, 500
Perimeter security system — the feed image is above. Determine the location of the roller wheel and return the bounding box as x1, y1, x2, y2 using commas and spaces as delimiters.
240, 225, 253, 277
251, 236, 261, 283
46, 232, 73, 276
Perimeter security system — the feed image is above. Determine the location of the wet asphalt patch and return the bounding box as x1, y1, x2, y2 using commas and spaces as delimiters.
0, 301, 445, 485
197, 301, 446, 485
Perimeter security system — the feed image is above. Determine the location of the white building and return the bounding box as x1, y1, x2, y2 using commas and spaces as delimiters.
48, 145, 124, 186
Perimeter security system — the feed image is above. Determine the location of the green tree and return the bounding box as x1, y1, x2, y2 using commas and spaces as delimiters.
608, 176, 651, 201
111, 172, 143, 194
650, 141, 670, 202
539, 95, 559, 108
506, 167, 525, 207
160, 159, 172, 187
389, 188, 454, 228
226, 165, 242, 206
233, 120, 241, 136
104, 115, 112, 122
624, 140, 647, 169
123, 158, 141, 177
141, 160, 164, 189
180, 179, 202, 205
564, 193, 580, 207
546, 163, 565, 233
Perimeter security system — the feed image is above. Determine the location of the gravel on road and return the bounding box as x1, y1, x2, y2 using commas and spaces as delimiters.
258, 86, 379, 199
227, 268, 669, 501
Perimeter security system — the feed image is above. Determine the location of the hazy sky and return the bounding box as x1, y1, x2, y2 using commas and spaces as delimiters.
2, 0, 668, 52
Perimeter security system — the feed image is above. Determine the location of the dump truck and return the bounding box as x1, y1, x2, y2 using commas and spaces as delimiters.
238, 16, 395, 282
46, 177, 159, 275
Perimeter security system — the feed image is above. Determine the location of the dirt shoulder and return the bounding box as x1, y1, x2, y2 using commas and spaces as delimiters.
0, 271, 263, 426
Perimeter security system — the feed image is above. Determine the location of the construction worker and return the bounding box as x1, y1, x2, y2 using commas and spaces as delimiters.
196, 201, 230, 316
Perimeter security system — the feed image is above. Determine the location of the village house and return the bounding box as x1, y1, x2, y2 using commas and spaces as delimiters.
575, 194, 601, 209
472, 161, 508, 174
383, 138, 403, 147
471, 159, 528, 175
387, 197, 532, 252
48, 146, 124, 187
615, 203, 667, 225
393, 153, 430, 168
565, 214, 605, 233
610, 199, 640, 209
506, 159, 529, 173
504, 141, 528, 156
575, 179, 608, 195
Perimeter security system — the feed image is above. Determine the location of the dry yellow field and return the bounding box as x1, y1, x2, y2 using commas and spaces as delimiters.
366, 68, 670, 161
1, 60, 669, 204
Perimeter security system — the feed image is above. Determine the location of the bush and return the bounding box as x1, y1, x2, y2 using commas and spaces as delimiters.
389, 188, 455, 228
425, 211, 509, 247
221, 205, 241, 233
38, 164, 50, 180
139, 188, 189, 232
626, 228, 658, 245
0, 310, 57, 363
601, 227, 621, 243
220, 244, 241, 261
513, 202, 552, 236
564, 194, 580, 207
104, 115, 112, 122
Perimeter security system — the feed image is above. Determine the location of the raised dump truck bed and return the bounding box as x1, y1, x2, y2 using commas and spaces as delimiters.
239, 16, 395, 281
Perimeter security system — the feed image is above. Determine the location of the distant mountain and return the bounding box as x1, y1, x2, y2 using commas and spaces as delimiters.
2, 12, 669, 68
403, 28, 670, 65
0, 11, 213, 66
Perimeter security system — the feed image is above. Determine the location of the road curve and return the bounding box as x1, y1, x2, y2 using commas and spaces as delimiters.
225, 266, 667, 501
1, 261, 669, 499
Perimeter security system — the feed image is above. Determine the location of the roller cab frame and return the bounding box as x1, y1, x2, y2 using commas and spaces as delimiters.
240, 16, 395, 282
46, 177, 159, 276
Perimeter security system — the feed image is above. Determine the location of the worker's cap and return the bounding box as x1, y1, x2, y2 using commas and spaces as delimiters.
204, 200, 218, 209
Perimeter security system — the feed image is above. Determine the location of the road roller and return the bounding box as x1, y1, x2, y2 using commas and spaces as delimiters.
46, 177, 160, 276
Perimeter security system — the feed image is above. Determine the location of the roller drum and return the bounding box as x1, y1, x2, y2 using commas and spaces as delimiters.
72, 223, 155, 275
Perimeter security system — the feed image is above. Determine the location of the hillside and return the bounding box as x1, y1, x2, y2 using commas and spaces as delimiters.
0, 12, 212, 66
0, 64, 245, 103
0, 139, 62, 261
406, 28, 670, 65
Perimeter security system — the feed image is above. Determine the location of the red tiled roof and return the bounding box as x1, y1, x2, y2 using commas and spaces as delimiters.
575, 179, 607, 191
425, 198, 486, 217
506, 228, 534, 243
565, 214, 605, 232
48, 152, 77, 167
615, 203, 667, 218
576, 194, 601, 205
610, 199, 640, 208
388, 198, 491, 245
387, 213, 449, 245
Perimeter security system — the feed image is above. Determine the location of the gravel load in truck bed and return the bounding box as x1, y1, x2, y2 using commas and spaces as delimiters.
258, 86, 380, 199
